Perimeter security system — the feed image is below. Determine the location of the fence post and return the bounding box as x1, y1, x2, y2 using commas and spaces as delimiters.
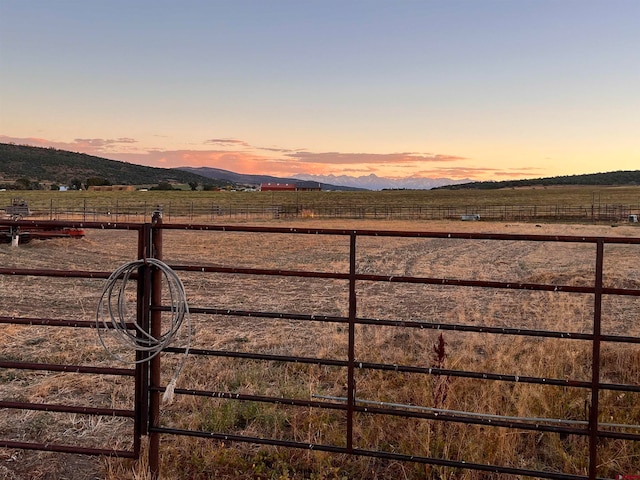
149, 210, 163, 478
347, 232, 357, 452
133, 223, 152, 458
588, 239, 604, 480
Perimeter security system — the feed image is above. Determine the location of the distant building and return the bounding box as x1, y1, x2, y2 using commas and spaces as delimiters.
260, 182, 322, 192
296, 183, 322, 191
260, 183, 296, 191
87, 185, 136, 192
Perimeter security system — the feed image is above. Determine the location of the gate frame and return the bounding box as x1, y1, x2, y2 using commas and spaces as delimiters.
145, 221, 640, 480
0, 218, 153, 460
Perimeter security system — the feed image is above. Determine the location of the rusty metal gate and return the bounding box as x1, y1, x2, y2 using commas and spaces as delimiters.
1, 216, 639, 479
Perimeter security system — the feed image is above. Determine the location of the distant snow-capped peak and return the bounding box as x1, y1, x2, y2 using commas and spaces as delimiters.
292, 173, 471, 190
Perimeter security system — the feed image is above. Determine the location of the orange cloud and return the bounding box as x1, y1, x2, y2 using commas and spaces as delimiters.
286, 151, 466, 165
0, 135, 139, 155
493, 168, 544, 178
116, 149, 278, 174
408, 166, 544, 180
204, 138, 251, 147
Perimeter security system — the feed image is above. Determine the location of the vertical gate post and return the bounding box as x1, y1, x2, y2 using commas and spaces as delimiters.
133, 223, 152, 458
149, 210, 163, 479
588, 239, 604, 480
347, 232, 357, 452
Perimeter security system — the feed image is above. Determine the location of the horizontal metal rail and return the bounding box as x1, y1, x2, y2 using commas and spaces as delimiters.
0, 400, 134, 417
163, 346, 640, 393
0, 315, 136, 329
0, 219, 144, 231
0, 361, 135, 376
0, 440, 136, 458
312, 394, 640, 431
0, 267, 117, 278
157, 221, 640, 244
150, 425, 589, 480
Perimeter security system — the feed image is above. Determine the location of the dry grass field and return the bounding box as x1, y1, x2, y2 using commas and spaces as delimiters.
2, 185, 640, 218
1, 218, 639, 479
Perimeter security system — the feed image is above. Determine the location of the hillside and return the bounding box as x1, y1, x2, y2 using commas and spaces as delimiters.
0, 143, 230, 188
435, 170, 640, 190
177, 166, 367, 191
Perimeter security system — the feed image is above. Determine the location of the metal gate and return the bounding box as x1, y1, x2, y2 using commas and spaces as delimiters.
1, 215, 640, 479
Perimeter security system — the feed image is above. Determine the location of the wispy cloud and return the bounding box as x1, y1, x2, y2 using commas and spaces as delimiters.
204, 138, 251, 147
0, 135, 139, 155
256, 146, 299, 153
286, 152, 466, 165
409, 166, 542, 180
493, 168, 544, 178
74, 137, 137, 146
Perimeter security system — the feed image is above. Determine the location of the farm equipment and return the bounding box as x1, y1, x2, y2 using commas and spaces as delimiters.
1, 198, 85, 244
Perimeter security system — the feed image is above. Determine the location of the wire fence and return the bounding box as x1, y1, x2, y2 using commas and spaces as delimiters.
8, 198, 640, 223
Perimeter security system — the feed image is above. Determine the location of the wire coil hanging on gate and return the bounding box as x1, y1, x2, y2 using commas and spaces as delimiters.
96, 258, 191, 404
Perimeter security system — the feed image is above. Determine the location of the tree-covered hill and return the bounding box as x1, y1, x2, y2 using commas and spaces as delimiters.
0, 143, 231, 188
435, 170, 640, 190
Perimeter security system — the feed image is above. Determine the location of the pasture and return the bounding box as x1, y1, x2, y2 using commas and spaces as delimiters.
1, 216, 639, 479
2, 185, 640, 221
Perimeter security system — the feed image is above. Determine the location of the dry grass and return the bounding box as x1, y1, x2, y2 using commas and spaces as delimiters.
1, 219, 639, 479
3, 185, 640, 211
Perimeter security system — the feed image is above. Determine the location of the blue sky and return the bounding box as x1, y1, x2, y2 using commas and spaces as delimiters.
1, 0, 638, 180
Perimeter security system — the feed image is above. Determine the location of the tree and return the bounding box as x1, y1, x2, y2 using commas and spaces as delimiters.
86, 177, 112, 187
151, 182, 174, 191
14, 178, 31, 190
70, 178, 83, 190
188, 181, 199, 191
13, 177, 42, 190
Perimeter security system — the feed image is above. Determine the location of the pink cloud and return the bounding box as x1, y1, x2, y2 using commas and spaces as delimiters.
115, 149, 278, 174
0, 135, 138, 155
204, 138, 251, 147
287, 151, 466, 165
493, 168, 543, 178
406, 166, 543, 180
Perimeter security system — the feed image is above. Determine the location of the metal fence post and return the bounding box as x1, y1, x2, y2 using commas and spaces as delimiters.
149, 210, 163, 478
347, 232, 357, 452
588, 239, 604, 480
133, 223, 152, 458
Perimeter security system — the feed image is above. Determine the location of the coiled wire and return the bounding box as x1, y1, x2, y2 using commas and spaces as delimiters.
96, 258, 191, 403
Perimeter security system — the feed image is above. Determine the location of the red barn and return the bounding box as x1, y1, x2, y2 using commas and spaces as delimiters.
260, 183, 297, 191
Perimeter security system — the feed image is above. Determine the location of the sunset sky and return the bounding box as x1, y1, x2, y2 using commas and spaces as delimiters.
1, 0, 638, 182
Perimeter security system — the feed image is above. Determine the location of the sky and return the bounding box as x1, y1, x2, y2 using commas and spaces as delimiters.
1, 0, 638, 182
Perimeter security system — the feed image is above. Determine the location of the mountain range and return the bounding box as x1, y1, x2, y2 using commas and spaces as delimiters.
177, 166, 365, 191
291, 173, 472, 190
